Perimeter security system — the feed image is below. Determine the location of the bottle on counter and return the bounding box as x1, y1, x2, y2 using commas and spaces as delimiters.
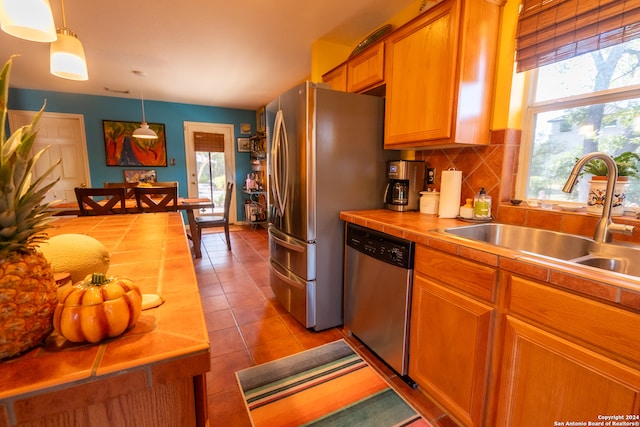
473, 188, 492, 219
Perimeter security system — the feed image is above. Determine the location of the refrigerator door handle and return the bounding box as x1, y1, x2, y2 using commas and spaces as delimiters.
270, 258, 306, 289
271, 109, 289, 217
270, 227, 306, 253
271, 111, 282, 215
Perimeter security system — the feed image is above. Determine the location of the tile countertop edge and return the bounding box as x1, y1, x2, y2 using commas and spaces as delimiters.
0, 213, 210, 407
340, 209, 640, 312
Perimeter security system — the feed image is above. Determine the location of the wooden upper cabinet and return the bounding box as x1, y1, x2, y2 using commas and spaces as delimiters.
322, 42, 385, 94
384, 0, 502, 149
347, 43, 385, 93
322, 64, 347, 92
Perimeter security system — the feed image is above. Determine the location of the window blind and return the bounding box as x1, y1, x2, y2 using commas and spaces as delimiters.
516, 0, 640, 72
194, 132, 224, 152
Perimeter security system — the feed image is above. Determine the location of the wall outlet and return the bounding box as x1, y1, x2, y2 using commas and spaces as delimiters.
426, 168, 435, 184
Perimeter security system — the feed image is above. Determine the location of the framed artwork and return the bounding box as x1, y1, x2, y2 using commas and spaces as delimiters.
123, 169, 157, 183
237, 138, 251, 152
103, 120, 167, 166
240, 123, 252, 134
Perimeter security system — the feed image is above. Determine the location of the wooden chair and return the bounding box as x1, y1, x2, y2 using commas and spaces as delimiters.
195, 182, 233, 250
104, 182, 138, 199
75, 187, 127, 216
134, 185, 178, 212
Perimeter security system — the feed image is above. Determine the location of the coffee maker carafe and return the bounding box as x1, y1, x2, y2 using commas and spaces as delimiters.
384, 160, 426, 211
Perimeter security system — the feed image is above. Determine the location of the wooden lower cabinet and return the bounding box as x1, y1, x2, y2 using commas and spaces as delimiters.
410, 276, 495, 426
409, 246, 640, 426
494, 316, 640, 426
491, 274, 640, 426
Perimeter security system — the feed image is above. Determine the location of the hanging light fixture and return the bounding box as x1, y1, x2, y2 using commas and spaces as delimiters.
50, 0, 88, 81
0, 0, 56, 42
132, 70, 158, 140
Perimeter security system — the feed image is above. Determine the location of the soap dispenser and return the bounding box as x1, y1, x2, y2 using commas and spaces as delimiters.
473, 188, 492, 219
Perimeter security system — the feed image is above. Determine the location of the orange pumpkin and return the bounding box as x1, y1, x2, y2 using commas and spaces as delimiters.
53, 273, 142, 343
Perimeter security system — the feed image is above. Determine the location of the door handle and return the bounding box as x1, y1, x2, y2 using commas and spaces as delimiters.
270, 259, 306, 290
270, 228, 305, 253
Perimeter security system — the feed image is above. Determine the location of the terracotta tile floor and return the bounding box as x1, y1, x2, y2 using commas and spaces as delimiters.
193, 225, 456, 427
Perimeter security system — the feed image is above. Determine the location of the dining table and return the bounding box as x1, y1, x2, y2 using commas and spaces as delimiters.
49, 197, 214, 258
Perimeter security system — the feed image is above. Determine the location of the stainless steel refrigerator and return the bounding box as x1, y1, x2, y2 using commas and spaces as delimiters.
266, 81, 393, 331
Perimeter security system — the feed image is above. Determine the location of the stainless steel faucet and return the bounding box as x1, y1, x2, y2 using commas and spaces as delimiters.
563, 152, 634, 243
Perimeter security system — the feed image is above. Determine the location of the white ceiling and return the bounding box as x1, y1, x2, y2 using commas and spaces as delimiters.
0, 0, 419, 110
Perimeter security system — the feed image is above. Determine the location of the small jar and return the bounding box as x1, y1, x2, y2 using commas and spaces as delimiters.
420, 191, 440, 214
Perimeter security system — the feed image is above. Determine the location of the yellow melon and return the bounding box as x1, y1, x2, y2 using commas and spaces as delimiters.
38, 234, 110, 283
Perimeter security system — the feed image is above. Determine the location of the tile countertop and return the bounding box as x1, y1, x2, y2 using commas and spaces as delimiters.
0, 213, 209, 425
340, 209, 640, 313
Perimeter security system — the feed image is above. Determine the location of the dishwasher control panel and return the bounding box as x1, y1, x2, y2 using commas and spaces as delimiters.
346, 223, 414, 269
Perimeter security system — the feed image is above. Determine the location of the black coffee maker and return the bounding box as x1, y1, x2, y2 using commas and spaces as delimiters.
383, 160, 426, 211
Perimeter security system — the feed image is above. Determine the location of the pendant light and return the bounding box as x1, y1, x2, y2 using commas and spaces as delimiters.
0, 0, 56, 42
132, 70, 158, 140
50, 0, 88, 81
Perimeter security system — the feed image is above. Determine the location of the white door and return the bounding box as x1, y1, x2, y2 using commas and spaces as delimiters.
8, 111, 90, 204
183, 121, 236, 222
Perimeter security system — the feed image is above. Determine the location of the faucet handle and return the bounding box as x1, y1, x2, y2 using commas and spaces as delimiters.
609, 223, 635, 235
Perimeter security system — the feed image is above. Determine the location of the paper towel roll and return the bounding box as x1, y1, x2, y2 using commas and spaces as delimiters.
438, 169, 462, 218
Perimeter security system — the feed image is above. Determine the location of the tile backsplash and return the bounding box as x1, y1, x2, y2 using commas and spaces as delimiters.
415, 129, 521, 211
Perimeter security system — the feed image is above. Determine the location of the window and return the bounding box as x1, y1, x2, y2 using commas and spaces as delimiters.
520, 38, 640, 205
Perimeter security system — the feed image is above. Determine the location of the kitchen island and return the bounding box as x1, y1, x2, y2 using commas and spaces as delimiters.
341, 209, 640, 427
0, 213, 210, 427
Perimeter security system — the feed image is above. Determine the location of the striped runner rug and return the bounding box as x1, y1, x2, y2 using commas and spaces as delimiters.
235, 339, 429, 427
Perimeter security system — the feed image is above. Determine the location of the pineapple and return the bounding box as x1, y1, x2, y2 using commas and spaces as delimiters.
0, 56, 61, 360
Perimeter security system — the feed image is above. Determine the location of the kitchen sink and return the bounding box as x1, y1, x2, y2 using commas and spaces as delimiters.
572, 256, 624, 273
439, 223, 640, 278
441, 223, 593, 260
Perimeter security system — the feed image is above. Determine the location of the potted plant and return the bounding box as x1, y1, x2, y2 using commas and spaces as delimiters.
582, 151, 640, 178
581, 152, 639, 216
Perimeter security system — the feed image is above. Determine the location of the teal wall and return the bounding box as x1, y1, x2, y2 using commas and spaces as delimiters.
7, 88, 256, 219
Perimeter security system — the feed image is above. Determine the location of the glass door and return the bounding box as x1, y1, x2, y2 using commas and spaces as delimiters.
183, 121, 236, 221
195, 150, 225, 215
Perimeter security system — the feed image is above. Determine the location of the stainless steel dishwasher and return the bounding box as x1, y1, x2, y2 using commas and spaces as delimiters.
344, 223, 415, 384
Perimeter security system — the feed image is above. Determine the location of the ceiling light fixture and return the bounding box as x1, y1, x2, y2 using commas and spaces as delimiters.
132, 70, 158, 140
50, 0, 88, 81
0, 0, 56, 42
